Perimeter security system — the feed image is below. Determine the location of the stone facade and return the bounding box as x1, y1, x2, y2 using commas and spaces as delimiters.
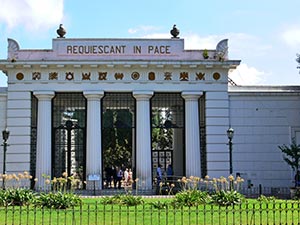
0, 37, 295, 190
229, 86, 300, 187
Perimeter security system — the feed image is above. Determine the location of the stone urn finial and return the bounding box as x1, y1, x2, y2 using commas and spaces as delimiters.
170, 24, 180, 38
57, 24, 66, 38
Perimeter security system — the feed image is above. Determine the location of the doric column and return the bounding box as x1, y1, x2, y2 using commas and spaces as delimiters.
182, 91, 203, 178
133, 91, 153, 190
33, 91, 55, 190
84, 91, 104, 190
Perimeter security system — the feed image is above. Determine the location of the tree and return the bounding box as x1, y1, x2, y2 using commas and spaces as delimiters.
151, 108, 173, 150
296, 54, 300, 72
102, 109, 133, 169
278, 138, 300, 186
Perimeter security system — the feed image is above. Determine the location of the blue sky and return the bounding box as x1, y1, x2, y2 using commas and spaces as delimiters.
1, 0, 300, 86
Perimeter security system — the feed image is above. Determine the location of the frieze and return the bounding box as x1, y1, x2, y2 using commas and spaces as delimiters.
14, 70, 223, 82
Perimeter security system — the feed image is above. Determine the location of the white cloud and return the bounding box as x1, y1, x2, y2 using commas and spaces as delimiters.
229, 63, 267, 85
131, 28, 269, 57
142, 32, 170, 39
184, 33, 272, 59
0, 72, 7, 87
0, 0, 64, 31
181, 33, 273, 85
282, 27, 300, 47
128, 26, 162, 35
182, 34, 219, 49
134, 30, 269, 85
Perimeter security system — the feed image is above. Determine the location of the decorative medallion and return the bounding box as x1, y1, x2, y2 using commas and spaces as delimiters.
180, 72, 189, 81
131, 72, 140, 80
98, 72, 107, 80
32, 72, 41, 80
213, 72, 221, 80
196, 72, 205, 80
65, 72, 74, 80
115, 73, 124, 80
16, 72, 24, 80
148, 72, 155, 80
164, 72, 172, 80
49, 72, 58, 80
82, 72, 91, 80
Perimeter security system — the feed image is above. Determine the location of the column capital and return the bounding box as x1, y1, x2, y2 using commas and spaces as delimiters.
84, 91, 104, 100
182, 91, 203, 101
133, 91, 153, 100
33, 91, 55, 100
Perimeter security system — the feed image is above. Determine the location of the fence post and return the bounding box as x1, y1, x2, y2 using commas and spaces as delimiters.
259, 184, 262, 196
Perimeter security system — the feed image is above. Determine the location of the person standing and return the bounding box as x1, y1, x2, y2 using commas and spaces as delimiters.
167, 164, 173, 182
112, 166, 117, 189
124, 168, 129, 186
105, 166, 113, 188
156, 164, 162, 184
116, 167, 123, 189
128, 168, 133, 185
295, 170, 300, 187
156, 164, 163, 194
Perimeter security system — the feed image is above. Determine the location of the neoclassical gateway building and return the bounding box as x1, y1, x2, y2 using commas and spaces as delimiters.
0, 28, 299, 191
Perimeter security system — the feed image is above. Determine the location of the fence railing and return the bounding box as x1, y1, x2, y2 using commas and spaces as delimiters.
240, 186, 290, 199
73, 185, 291, 199
1, 201, 300, 225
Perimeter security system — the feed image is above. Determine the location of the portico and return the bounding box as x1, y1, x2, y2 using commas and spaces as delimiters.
0, 36, 240, 190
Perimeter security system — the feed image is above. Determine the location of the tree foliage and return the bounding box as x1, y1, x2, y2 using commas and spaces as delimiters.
296, 54, 300, 71
278, 138, 300, 172
151, 108, 173, 150
102, 109, 133, 169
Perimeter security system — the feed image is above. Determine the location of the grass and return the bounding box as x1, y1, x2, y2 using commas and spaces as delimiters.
0, 197, 300, 225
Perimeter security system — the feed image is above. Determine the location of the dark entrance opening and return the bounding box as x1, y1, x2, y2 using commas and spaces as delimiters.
52, 93, 86, 189
102, 93, 135, 189
151, 93, 185, 184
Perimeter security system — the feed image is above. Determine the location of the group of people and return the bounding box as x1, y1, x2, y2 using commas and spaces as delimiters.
104, 166, 133, 189
104, 163, 174, 189
156, 164, 173, 185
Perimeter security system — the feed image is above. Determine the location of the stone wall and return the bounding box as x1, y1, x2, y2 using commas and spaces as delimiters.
229, 86, 300, 188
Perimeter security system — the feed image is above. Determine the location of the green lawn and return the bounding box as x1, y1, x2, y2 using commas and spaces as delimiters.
0, 197, 300, 225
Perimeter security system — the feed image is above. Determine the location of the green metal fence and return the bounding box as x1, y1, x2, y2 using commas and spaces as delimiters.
0, 201, 300, 225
